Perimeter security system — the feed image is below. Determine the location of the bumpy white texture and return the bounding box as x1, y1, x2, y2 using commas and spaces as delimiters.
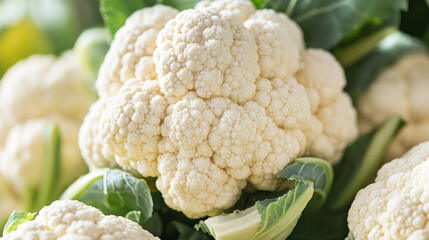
1, 200, 159, 240
296, 49, 357, 163
0, 53, 90, 144
195, 0, 255, 22
100, 79, 168, 176
358, 53, 429, 161
348, 142, 429, 240
79, 99, 118, 170
0, 52, 91, 220
85, 1, 358, 218
96, 5, 179, 98
154, 8, 260, 103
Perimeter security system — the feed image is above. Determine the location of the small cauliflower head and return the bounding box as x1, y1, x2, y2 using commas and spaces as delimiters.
0, 52, 91, 216
83, 0, 358, 218
358, 53, 429, 160
0, 116, 84, 199
1, 200, 159, 240
348, 141, 429, 240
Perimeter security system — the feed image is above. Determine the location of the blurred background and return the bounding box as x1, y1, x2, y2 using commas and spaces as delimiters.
0, 0, 103, 77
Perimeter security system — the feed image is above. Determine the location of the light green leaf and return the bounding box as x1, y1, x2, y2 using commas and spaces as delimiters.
200, 158, 332, 240
125, 211, 141, 223
253, 182, 313, 240
100, 0, 157, 37
61, 169, 153, 224
3, 211, 36, 235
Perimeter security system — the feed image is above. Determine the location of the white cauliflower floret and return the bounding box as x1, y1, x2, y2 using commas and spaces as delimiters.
79, 99, 118, 170
0, 52, 91, 221
0, 116, 85, 198
357, 53, 429, 160
244, 12, 300, 79
195, 0, 256, 22
96, 5, 179, 98
154, 8, 260, 103
100, 79, 168, 177
248, 9, 304, 50
0, 53, 90, 144
1, 200, 158, 240
297, 49, 357, 163
348, 141, 429, 240
85, 1, 358, 218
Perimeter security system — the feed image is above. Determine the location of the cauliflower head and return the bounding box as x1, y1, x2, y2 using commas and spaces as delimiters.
348, 141, 429, 240
1, 200, 159, 240
357, 53, 429, 160
82, 0, 358, 218
0, 52, 91, 217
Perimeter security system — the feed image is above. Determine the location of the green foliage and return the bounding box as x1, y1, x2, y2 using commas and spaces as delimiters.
61, 169, 153, 225
24, 123, 61, 212
2, 211, 36, 235
344, 32, 428, 100
289, 116, 406, 240
199, 158, 333, 240
100, 0, 204, 37
253, 0, 407, 49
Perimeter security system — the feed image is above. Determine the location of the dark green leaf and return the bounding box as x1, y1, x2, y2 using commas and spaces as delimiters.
329, 116, 405, 210
3, 211, 36, 235
289, 206, 349, 240
345, 31, 428, 100
400, 0, 429, 39
254, 0, 407, 49
62, 169, 153, 224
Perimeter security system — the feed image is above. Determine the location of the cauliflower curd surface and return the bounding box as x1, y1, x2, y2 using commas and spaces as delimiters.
80, 0, 358, 218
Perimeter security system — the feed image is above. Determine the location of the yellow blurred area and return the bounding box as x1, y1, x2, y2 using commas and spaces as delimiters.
0, 18, 52, 76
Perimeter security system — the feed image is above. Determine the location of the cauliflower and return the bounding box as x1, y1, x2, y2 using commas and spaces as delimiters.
81, 0, 358, 218
348, 141, 429, 240
357, 53, 429, 160
0, 52, 91, 217
1, 200, 159, 240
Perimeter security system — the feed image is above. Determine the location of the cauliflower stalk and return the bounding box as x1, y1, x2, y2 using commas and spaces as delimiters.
358, 53, 429, 161
0, 52, 91, 221
1, 200, 158, 240
81, 0, 358, 218
348, 141, 429, 240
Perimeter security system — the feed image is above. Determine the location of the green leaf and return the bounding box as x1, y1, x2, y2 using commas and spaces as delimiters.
2, 211, 36, 235
35, 123, 61, 211
253, 182, 313, 240
160, 0, 201, 10
74, 27, 110, 102
400, 0, 429, 40
200, 158, 332, 240
100, 0, 157, 37
329, 116, 406, 210
125, 211, 141, 223
288, 206, 349, 240
278, 157, 333, 211
61, 169, 153, 224
345, 31, 428, 100
254, 0, 407, 49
